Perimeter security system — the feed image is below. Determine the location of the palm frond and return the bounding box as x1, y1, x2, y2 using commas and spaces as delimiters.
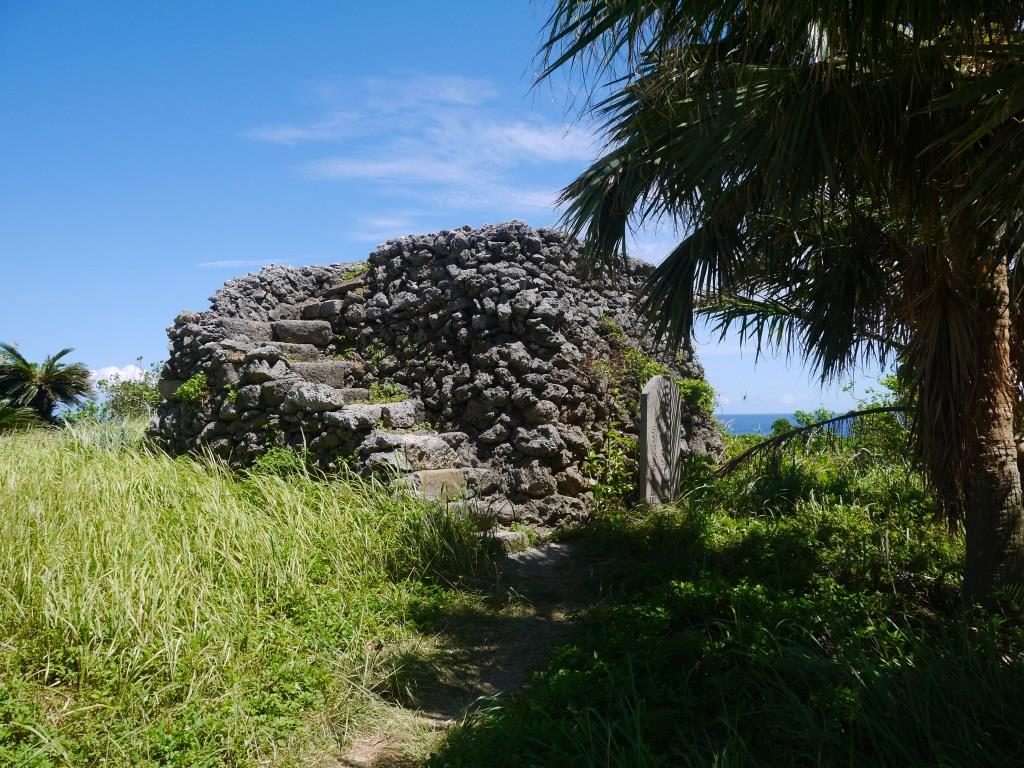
718, 406, 910, 476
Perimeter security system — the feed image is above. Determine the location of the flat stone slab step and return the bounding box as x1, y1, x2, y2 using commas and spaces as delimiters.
290, 360, 360, 388
322, 277, 366, 298
301, 299, 345, 320
408, 468, 468, 501
271, 319, 332, 346
214, 318, 274, 342
361, 429, 457, 471
264, 342, 321, 362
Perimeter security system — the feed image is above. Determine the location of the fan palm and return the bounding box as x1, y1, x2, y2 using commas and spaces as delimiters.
0, 343, 94, 422
539, 2, 1024, 603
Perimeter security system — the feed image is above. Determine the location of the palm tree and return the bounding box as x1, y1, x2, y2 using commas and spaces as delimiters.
0, 399, 39, 432
0, 343, 94, 422
538, 2, 1024, 604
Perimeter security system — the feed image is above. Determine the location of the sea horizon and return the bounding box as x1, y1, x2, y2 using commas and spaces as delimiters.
716, 413, 795, 435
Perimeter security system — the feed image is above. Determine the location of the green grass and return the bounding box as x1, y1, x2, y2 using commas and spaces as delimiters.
432, 440, 1024, 767
0, 423, 490, 767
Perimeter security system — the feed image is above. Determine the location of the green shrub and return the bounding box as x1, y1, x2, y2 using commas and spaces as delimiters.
368, 381, 405, 404
430, 434, 1018, 768
250, 446, 309, 477
172, 373, 208, 403
674, 377, 714, 414
341, 262, 369, 281
582, 424, 637, 506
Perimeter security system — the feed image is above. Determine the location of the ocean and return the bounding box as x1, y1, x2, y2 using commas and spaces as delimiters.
716, 413, 795, 436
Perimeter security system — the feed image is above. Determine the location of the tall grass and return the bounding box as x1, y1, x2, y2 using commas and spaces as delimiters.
0, 423, 487, 767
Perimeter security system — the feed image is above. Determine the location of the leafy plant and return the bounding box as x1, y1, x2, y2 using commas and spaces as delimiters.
674, 377, 714, 415
250, 446, 309, 477
172, 373, 208, 404
582, 424, 637, 506
0, 399, 39, 432
368, 381, 405, 404
98, 360, 161, 419
536, 0, 1024, 603
341, 262, 369, 281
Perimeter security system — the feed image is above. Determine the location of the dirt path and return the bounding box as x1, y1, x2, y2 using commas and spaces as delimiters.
332, 542, 603, 768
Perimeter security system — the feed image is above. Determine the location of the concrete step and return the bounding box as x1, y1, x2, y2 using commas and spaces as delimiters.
290, 360, 360, 388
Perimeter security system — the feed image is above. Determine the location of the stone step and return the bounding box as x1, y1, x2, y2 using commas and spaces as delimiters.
407, 468, 468, 501
214, 318, 274, 341
264, 342, 321, 362
322, 277, 366, 298
360, 429, 457, 472
403, 466, 506, 506
301, 299, 345, 320
290, 360, 360, 388
271, 319, 332, 346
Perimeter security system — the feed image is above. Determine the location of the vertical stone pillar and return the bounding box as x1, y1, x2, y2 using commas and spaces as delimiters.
639, 374, 687, 505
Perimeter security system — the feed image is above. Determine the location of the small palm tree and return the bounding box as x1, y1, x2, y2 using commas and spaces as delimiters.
0, 343, 93, 422
0, 399, 39, 432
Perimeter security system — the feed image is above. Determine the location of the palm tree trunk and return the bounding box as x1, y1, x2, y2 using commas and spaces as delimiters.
964, 260, 1024, 605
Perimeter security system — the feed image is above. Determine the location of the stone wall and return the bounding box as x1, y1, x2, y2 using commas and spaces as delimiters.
151, 221, 721, 524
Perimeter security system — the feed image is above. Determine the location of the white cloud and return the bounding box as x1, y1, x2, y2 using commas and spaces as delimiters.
347, 214, 423, 243
198, 259, 291, 269
91, 364, 145, 383
244, 111, 357, 145
305, 155, 478, 184
247, 73, 600, 221
780, 393, 797, 405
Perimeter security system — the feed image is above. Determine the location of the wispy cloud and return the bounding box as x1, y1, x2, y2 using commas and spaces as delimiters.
244, 111, 357, 145
246, 72, 598, 222
347, 214, 424, 243
197, 259, 290, 269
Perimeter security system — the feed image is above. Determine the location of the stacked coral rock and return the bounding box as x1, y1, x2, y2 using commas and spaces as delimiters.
151, 221, 721, 524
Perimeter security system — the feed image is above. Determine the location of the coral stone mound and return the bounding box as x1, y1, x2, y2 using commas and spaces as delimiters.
151, 221, 721, 524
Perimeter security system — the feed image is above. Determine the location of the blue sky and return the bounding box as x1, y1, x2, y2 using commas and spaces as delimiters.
0, 1, 880, 413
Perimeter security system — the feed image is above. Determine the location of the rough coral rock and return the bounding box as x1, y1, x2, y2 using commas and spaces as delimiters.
151, 221, 722, 524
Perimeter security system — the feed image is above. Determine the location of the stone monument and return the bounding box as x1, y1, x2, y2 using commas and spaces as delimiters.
639, 375, 686, 504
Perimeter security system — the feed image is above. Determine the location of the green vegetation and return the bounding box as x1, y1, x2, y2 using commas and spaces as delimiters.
539, 0, 1024, 603
433, 423, 1024, 767
172, 372, 208, 403
341, 262, 369, 281
582, 424, 636, 506
0, 398, 39, 432
0, 423, 489, 767
65, 359, 163, 423
0, 342, 93, 422
675, 377, 714, 415
595, 316, 715, 415
368, 380, 405, 404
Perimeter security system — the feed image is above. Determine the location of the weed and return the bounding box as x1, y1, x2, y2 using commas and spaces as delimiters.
342, 262, 369, 281
172, 372, 208, 403
368, 381, 405, 404
250, 445, 308, 477
582, 423, 637, 506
